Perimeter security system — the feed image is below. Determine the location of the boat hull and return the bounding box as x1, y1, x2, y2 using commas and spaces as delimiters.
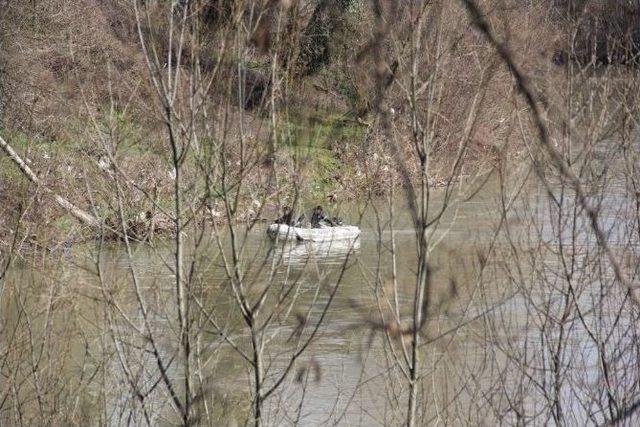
273, 239, 361, 266
267, 223, 361, 242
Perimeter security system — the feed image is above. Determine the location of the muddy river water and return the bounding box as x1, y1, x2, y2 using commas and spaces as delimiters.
2, 175, 639, 425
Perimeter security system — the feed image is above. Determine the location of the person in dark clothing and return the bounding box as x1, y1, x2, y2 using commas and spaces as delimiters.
311, 205, 334, 228
275, 206, 295, 225
310, 205, 325, 227
296, 212, 307, 226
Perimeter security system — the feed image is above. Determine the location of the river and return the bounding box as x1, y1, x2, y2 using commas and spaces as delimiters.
1, 173, 639, 425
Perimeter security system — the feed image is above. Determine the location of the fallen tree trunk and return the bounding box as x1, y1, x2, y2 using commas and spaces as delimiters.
0, 134, 101, 228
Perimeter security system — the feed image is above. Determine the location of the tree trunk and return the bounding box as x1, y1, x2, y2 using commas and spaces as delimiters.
0, 134, 100, 228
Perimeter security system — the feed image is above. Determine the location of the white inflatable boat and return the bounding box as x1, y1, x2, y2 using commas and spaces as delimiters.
267, 223, 361, 242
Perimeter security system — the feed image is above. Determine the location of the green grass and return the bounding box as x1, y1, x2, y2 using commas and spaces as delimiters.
281, 108, 365, 149
54, 215, 75, 233
277, 109, 366, 199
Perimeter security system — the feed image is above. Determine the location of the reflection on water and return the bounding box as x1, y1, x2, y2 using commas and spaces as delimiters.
2, 178, 640, 425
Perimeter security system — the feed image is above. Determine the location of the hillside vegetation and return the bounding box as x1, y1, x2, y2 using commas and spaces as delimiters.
0, 0, 638, 244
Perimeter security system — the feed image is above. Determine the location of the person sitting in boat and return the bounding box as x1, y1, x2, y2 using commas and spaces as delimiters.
275, 206, 295, 226
275, 206, 307, 227
311, 205, 336, 228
